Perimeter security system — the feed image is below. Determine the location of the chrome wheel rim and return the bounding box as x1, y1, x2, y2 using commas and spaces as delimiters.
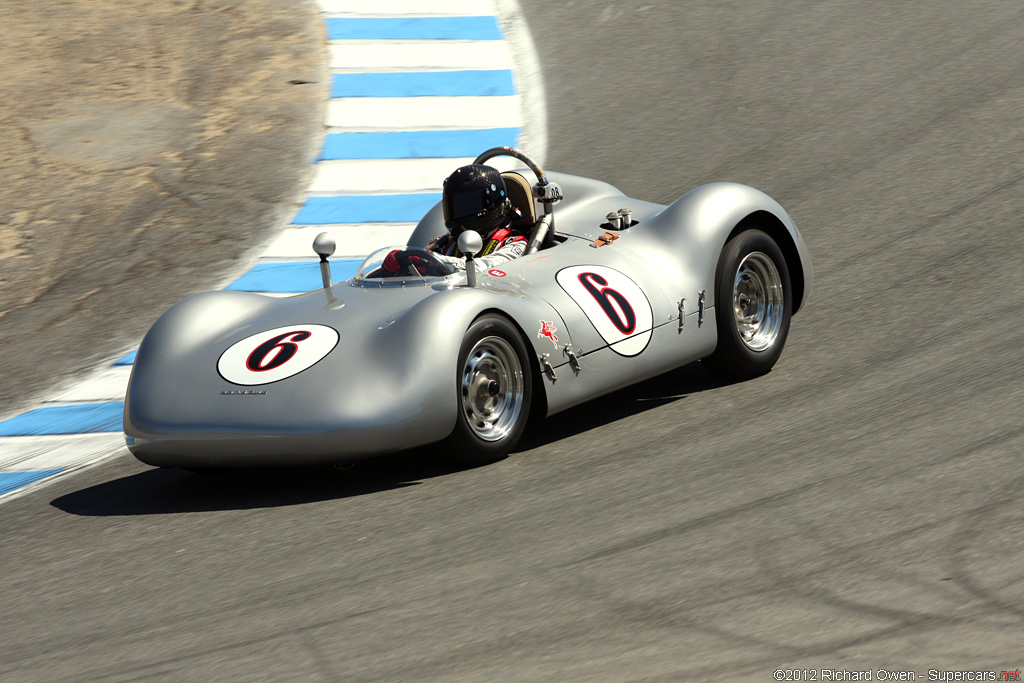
460, 336, 524, 442
732, 251, 784, 352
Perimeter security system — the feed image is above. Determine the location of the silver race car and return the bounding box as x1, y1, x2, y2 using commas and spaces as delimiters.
124, 147, 812, 468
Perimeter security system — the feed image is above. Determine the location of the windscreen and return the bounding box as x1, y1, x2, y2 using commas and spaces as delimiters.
351, 246, 456, 285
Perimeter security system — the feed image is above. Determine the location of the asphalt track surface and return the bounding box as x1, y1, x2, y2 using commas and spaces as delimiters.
3, 1, 1024, 680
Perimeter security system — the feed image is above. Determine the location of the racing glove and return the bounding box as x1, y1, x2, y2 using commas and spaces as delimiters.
381, 250, 438, 276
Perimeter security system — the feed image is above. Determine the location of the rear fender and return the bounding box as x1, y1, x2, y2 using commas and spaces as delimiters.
643, 183, 812, 312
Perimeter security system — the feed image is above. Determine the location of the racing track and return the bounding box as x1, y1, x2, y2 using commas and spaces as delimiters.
3, 0, 1024, 680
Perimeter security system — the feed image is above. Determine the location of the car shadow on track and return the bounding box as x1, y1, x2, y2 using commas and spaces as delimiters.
518, 360, 728, 449
51, 362, 731, 516
50, 448, 464, 516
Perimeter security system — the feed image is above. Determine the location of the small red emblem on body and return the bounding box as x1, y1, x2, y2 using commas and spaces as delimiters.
538, 320, 558, 346
488, 269, 506, 277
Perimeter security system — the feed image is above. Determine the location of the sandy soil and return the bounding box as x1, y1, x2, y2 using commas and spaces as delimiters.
0, 0, 326, 417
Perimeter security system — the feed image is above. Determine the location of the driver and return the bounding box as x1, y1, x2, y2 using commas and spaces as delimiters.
381, 164, 528, 276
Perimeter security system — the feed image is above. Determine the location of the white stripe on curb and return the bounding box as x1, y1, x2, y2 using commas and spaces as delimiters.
319, 0, 496, 15
49, 367, 133, 404
328, 41, 513, 71
326, 96, 521, 130
310, 156, 524, 194
0, 434, 128, 473
264, 224, 420, 258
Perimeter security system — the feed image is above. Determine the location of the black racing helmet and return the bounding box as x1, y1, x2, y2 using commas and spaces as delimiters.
442, 164, 510, 235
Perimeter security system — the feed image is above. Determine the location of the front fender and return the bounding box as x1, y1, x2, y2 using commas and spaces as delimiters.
382, 284, 569, 423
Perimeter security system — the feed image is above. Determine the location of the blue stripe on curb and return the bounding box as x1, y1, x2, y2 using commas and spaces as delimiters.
331, 70, 515, 98
326, 17, 502, 41
0, 403, 124, 436
0, 470, 66, 497
225, 260, 363, 293
114, 350, 137, 366
320, 128, 520, 160
293, 193, 441, 225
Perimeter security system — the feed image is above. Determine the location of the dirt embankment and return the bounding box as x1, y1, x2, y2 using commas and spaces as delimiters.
0, 0, 325, 417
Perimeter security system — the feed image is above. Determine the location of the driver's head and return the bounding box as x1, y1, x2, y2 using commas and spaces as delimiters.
442, 164, 510, 237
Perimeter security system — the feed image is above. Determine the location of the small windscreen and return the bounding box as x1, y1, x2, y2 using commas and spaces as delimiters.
352, 246, 456, 284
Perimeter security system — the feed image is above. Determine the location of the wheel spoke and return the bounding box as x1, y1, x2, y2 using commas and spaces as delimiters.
460, 335, 524, 442
732, 251, 784, 352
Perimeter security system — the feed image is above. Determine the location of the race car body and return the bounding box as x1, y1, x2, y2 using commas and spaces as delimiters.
124, 148, 811, 468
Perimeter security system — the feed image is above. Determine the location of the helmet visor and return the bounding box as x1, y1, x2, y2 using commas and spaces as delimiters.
444, 188, 492, 228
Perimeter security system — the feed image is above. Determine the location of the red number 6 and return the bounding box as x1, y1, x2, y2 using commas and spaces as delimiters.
246, 330, 312, 372
578, 272, 636, 335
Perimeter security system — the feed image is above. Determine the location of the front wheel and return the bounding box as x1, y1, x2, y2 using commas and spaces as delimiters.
444, 315, 532, 467
702, 229, 792, 380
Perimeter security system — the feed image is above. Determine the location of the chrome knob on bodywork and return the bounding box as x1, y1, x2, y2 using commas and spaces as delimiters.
457, 230, 483, 256
458, 230, 483, 288
313, 232, 337, 293
313, 232, 336, 259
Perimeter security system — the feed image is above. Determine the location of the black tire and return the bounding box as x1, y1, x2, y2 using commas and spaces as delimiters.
702, 229, 792, 380
445, 314, 532, 467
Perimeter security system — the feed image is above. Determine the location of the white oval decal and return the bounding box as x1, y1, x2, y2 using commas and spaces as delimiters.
556, 266, 653, 356
217, 324, 339, 386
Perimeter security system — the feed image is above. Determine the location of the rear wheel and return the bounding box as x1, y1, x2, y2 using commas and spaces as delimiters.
445, 315, 532, 467
702, 229, 792, 380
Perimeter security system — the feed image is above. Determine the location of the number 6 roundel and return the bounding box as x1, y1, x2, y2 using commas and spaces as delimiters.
218, 324, 339, 385
556, 266, 653, 356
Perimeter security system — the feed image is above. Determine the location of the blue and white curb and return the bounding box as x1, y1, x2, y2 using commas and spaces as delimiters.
0, 0, 545, 502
